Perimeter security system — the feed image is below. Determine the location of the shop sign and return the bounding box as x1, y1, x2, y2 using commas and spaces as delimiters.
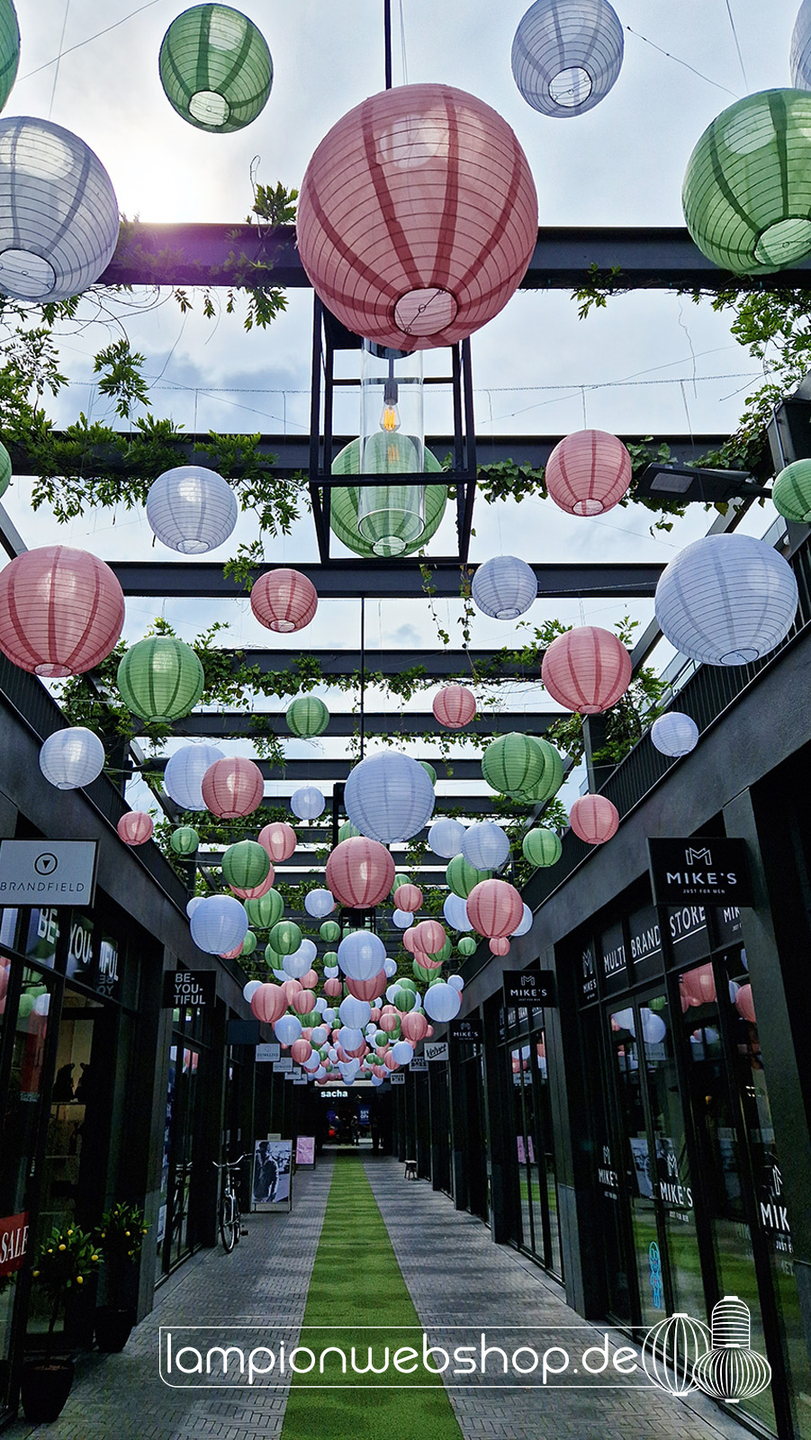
628, 904, 662, 975
714, 905, 743, 947
759, 1159, 792, 1251
667, 904, 709, 963
648, 838, 753, 907
391, 1073, 405, 1085
449, 1016, 481, 1043
292, 1074, 308, 1086
284, 1069, 296, 1081
597, 1145, 620, 1201
579, 942, 598, 1004
0, 839, 98, 906
162, 969, 216, 1009
255, 1043, 281, 1063
273, 1058, 293, 1073
0, 1212, 29, 1276
503, 970, 554, 1007
425, 1041, 449, 1062
410, 1056, 428, 1072
600, 920, 626, 995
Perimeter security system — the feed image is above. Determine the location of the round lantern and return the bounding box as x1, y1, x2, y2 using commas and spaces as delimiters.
320, 920, 341, 943
275, 1014, 302, 1047
339, 819, 361, 841
651, 712, 699, 759
221, 840, 270, 891
338, 931, 386, 981
252, 984, 288, 1024
569, 794, 619, 844
0, 439, 11, 497
187, 896, 203, 918
792, 1, 811, 89
522, 827, 562, 868
117, 811, 153, 846
291, 1039, 313, 1066
462, 821, 510, 871
202, 756, 264, 817
170, 825, 199, 855
432, 685, 476, 729
297, 83, 538, 352
0, 546, 125, 678
428, 818, 466, 859
772, 458, 811, 522
393, 908, 414, 928
326, 836, 395, 909
117, 637, 205, 723
412, 919, 446, 955
401, 1012, 429, 1043
345, 751, 434, 843
290, 786, 325, 820
0, 1, 19, 113
393, 883, 422, 912
482, 732, 545, 797
490, 937, 511, 956
443, 891, 473, 931
511, 904, 533, 938
251, 569, 317, 633
241, 931, 257, 957
447, 853, 492, 899
641, 1313, 711, 1397
330, 442, 447, 559
420, 761, 437, 788
681, 962, 716, 1007
391, 1040, 414, 1066
545, 429, 631, 515
39, 727, 105, 790
423, 982, 462, 1023
191, 894, 247, 954
164, 743, 224, 810
542, 626, 631, 714
305, 887, 335, 918
286, 695, 329, 738
735, 983, 757, 1023
243, 979, 262, 1004
258, 821, 296, 862
654, 534, 798, 666
458, 935, 477, 956
146, 466, 237, 555
159, 4, 272, 134
512, 0, 623, 117
268, 920, 302, 956
0, 118, 119, 302
471, 555, 537, 620
683, 90, 811, 275
339, 995, 371, 1030
467, 879, 524, 938
244, 888, 283, 929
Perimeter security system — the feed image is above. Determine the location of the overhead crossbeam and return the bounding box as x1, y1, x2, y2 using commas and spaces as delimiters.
147, 757, 492, 780
169, 711, 557, 738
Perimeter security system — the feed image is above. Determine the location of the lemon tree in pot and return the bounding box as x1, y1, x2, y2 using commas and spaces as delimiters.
22, 1225, 99, 1422
94, 1203, 148, 1353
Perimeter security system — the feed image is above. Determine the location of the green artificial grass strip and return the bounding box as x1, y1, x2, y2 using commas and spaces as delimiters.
280, 1153, 463, 1440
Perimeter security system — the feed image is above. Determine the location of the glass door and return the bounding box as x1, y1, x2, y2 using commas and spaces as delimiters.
609, 1005, 666, 1327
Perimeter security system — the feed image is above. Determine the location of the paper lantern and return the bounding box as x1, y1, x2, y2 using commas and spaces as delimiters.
305, 888, 335, 918
291, 1039, 313, 1065
221, 839, 270, 891
340, 995, 372, 1030
512, 0, 623, 117
241, 931, 257, 957
230, 867, 275, 901
187, 896, 203, 918
472, 555, 537, 619
393, 883, 422, 912
164, 744, 224, 810
772, 458, 811, 522
297, 83, 537, 352
146, 465, 237, 554
482, 732, 545, 797
275, 1014, 302, 1046
651, 712, 699, 759
339, 819, 361, 841
0, 1, 19, 113
443, 892, 473, 931
792, 0, 811, 89
243, 979, 262, 1004
420, 760, 437, 788
327, 837, 395, 910
447, 853, 492, 899
393, 909, 414, 928
522, 827, 562, 868
202, 756, 264, 817
433, 685, 476, 729
462, 822, 510, 871
735, 983, 757, 1024
39, 727, 104, 790
269, 920, 302, 956
286, 695, 329, 738
428, 818, 466, 859
190, 894, 247, 954
118, 637, 205, 723
330, 442, 447, 558
542, 626, 631, 714
654, 534, 798, 666
681, 963, 716, 1007
159, 4, 272, 133
683, 90, 811, 275
244, 888, 283, 929
338, 930, 387, 982
170, 825, 199, 855
251, 569, 317, 633
117, 811, 154, 846
290, 786, 325, 820
423, 982, 462, 1023
258, 822, 296, 862
511, 904, 533, 938
320, 920, 341, 943
458, 935, 477, 956
391, 1040, 414, 1066
490, 937, 511, 956
412, 919, 446, 955
0, 439, 10, 497
0, 118, 119, 301
569, 794, 619, 844
467, 879, 524, 938
345, 752, 434, 843
545, 429, 631, 515
0, 546, 125, 678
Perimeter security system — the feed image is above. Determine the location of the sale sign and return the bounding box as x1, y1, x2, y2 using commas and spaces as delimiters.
0, 1212, 29, 1276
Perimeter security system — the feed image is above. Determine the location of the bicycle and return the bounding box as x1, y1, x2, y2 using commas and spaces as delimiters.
213, 1154, 248, 1253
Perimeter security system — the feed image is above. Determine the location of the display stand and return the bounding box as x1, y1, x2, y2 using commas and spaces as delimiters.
252, 1138, 293, 1213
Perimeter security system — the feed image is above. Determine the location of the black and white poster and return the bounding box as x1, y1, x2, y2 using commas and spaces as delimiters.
252, 1139, 292, 1209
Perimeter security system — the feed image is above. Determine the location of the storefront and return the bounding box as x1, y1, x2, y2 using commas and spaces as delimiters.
501, 999, 562, 1279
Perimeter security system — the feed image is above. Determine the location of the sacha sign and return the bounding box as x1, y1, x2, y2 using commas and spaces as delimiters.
0, 1212, 29, 1276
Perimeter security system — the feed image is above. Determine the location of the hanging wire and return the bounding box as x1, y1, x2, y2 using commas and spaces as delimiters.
48, 0, 72, 118
580, 386, 588, 428
723, 0, 749, 90
21, 0, 167, 85
398, 0, 409, 84
625, 27, 739, 98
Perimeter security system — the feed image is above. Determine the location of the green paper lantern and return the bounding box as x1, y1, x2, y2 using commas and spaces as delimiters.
446, 853, 492, 899
773, 459, 811, 522
426, 936, 453, 964
339, 819, 360, 841
374, 1030, 388, 1047
522, 827, 563, 868
222, 839, 270, 890
516, 739, 564, 804
458, 936, 477, 957
683, 89, 811, 276
159, 4, 273, 134
322, 950, 338, 966
392, 873, 411, 895
269, 920, 301, 955
419, 760, 437, 787
393, 986, 417, 1012
264, 943, 283, 968
117, 636, 205, 723
396, 978, 417, 993
245, 888, 283, 929
0, 1, 20, 114
320, 920, 341, 943
241, 930, 257, 957
330, 440, 447, 559
170, 825, 199, 855
0, 439, 11, 498
287, 695, 330, 738
413, 960, 436, 983
482, 731, 545, 798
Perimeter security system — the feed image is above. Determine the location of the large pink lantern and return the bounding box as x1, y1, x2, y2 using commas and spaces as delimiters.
295, 990, 317, 1016
250, 983, 287, 1025
250, 569, 317, 634
202, 757, 264, 818
467, 879, 523, 938
116, 811, 153, 846
326, 836, 395, 908
432, 685, 477, 729
412, 919, 446, 954
297, 83, 538, 353
0, 545, 125, 677
569, 795, 619, 845
281, 979, 302, 1006
542, 626, 631, 714
400, 1011, 429, 1043
345, 972, 386, 1002
258, 822, 297, 862
402, 926, 418, 954
545, 430, 632, 517
393, 883, 422, 913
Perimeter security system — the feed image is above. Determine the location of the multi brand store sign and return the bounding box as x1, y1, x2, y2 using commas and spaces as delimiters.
648, 838, 753, 906
0, 839, 98, 904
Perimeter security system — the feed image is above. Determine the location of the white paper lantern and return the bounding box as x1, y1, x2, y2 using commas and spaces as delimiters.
429, 817, 466, 859
393, 909, 414, 929
792, 0, 811, 88
311, 1025, 328, 1045
443, 892, 473, 931
0, 117, 119, 302
512, 0, 624, 118
384, 958, 398, 978
275, 1014, 302, 1045
462, 821, 510, 871
340, 995, 371, 1028
471, 555, 537, 619
448, 975, 465, 992
282, 946, 314, 979
146, 466, 238, 554
39, 726, 105, 790
305, 887, 335, 918
243, 979, 262, 1003
338, 1025, 364, 1050
345, 752, 435, 843
391, 1040, 414, 1065
164, 744, 225, 811
511, 903, 533, 938
190, 895, 248, 954
654, 535, 798, 667
423, 981, 462, 1023
639, 1008, 666, 1044
651, 711, 699, 758
187, 896, 203, 918
303, 1052, 321, 1071
338, 930, 386, 981
290, 785, 325, 819
324, 966, 339, 979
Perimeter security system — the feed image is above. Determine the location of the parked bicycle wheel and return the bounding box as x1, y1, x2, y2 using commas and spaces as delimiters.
219, 1191, 237, 1253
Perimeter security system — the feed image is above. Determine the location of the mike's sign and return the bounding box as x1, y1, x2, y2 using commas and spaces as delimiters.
648, 837, 753, 907
0, 1212, 29, 1276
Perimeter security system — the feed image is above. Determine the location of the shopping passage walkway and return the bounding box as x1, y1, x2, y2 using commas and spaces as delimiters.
6, 1154, 747, 1440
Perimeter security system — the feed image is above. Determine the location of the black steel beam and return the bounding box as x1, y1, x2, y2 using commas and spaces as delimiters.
146, 757, 489, 780
170, 710, 556, 738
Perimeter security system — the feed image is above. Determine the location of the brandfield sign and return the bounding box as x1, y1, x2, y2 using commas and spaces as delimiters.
647, 838, 754, 907
0, 839, 98, 906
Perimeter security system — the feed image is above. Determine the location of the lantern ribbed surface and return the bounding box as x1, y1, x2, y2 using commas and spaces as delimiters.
286, 695, 329, 738
251, 568, 317, 633
0, 117, 119, 301
258, 821, 296, 862
423, 982, 461, 1023
163, 743, 224, 810
117, 636, 205, 723
290, 785, 325, 820
542, 625, 631, 714
320, 919, 341, 943
0, 438, 10, 497
773, 458, 811, 521
304, 887, 335, 918
159, 4, 272, 134
191, 894, 248, 955
545, 428, 631, 515
326, 836, 395, 909
446, 853, 492, 899
0, 545, 125, 678
642, 1313, 711, 1397
512, 0, 624, 117
0, 0, 19, 113
432, 684, 476, 729
650, 711, 699, 758
298, 83, 538, 353
569, 794, 619, 844
472, 555, 537, 619
523, 827, 563, 867
117, 811, 154, 846
146, 465, 237, 554
791, 0, 811, 89
170, 825, 199, 855
331, 441, 445, 558
520, 738, 565, 803
654, 534, 799, 666
268, 919, 302, 955
482, 732, 545, 797
467, 878, 524, 938
682, 90, 811, 275
221, 839, 270, 890
39, 726, 105, 790
458, 935, 476, 956
393, 882, 422, 913
462, 821, 510, 871
338, 930, 386, 981
345, 751, 435, 843
201, 756, 264, 817
244, 887, 283, 929
429, 817, 466, 858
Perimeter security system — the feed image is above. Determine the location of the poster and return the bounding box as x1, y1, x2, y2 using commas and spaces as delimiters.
253, 1139, 292, 1207
296, 1135, 315, 1167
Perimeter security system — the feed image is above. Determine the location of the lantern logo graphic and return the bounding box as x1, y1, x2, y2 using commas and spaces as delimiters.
642, 1298, 771, 1403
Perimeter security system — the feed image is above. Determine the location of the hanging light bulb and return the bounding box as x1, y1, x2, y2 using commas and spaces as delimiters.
357, 342, 426, 556
380, 375, 401, 433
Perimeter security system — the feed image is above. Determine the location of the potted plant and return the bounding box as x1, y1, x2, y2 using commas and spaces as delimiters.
94, 1203, 148, 1353
22, 1224, 99, 1422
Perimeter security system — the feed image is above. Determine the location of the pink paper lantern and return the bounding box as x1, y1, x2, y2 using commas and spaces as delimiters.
569, 795, 619, 845
297, 83, 538, 353
384, 1052, 399, 1071
324, 977, 342, 998
251, 569, 317, 633
202, 757, 264, 818
117, 811, 153, 846
393, 883, 422, 912
414, 951, 443, 970
400, 1011, 429, 1043
295, 990, 316, 1015
258, 822, 297, 862
412, 918, 446, 954
403, 926, 418, 954
545, 430, 632, 517
680, 962, 716, 1007
432, 685, 477, 729
325, 836, 395, 908
250, 983, 287, 1025
345, 972, 387, 1002
302, 968, 320, 990
230, 865, 275, 901
379, 1012, 398, 1033
490, 937, 511, 956
735, 983, 757, 1024
219, 942, 244, 960
0, 545, 125, 677
467, 878, 524, 938
281, 979, 303, 1005
291, 1039, 312, 1065
542, 626, 632, 714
